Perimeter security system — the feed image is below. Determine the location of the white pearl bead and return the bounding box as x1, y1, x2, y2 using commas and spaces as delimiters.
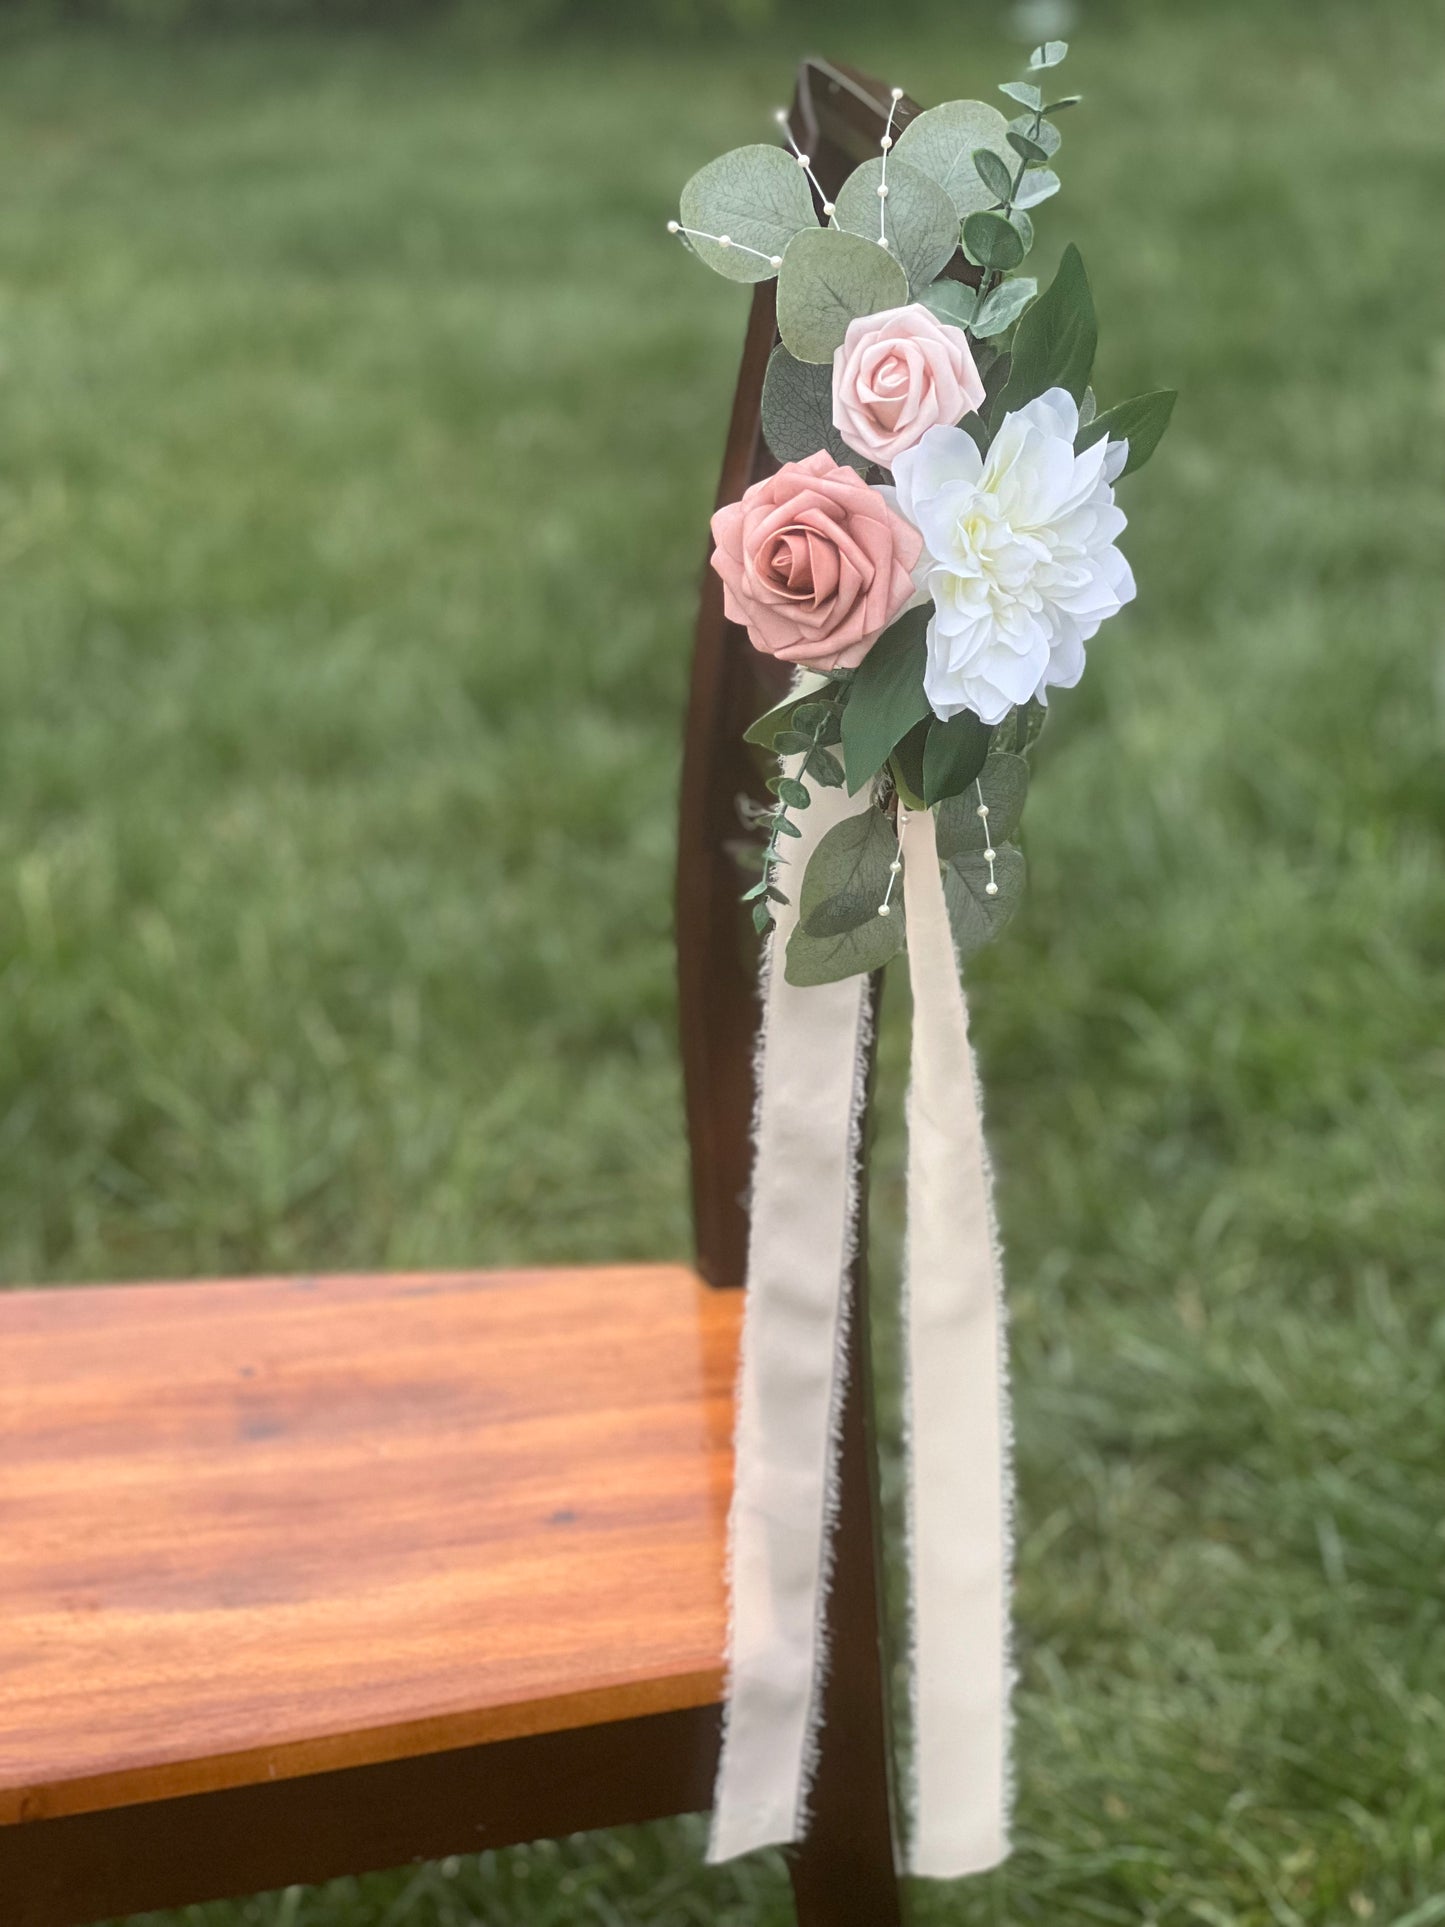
718, 235, 732, 248
796, 153, 811, 168
876, 183, 889, 199
666, 220, 680, 234
890, 86, 904, 100
822, 201, 835, 216
889, 859, 903, 875
984, 847, 996, 861
985, 881, 999, 897
877, 903, 892, 918
769, 255, 783, 269
880, 134, 893, 150
976, 803, 989, 818
876, 236, 890, 248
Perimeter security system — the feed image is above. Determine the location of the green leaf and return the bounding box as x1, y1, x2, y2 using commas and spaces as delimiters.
1029, 39, 1069, 68
941, 845, 1025, 960
922, 711, 993, 804
773, 813, 803, 837
1010, 208, 1035, 255
743, 674, 839, 748
806, 746, 846, 787
1076, 388, 1178, 476
776, 227, 909, 365
1013, 113, 1061, 158
935, 751, 1030, 855
970, 146, 1014, 206
997, 241, 1095, 411
761, 343, 868, 472
830, 156, 959, 298
752, 898, 775, 934
971, 276, 1036, 338
1006, 129, 1050, 166
998, 81, 1043, 109
1044, 95, 1082, 112
920, 279, 978, 330
679, 143, 817, 283
892, 98, 1014, 219
962, 210, 1025, 272
786, 807, 906, 984
889, 718, 929, 809
840, 607, 931, 793
1013, 168, 1061, 211
773, 728, 814, 755
792, 700, 843, 744
773, 775, 812, 809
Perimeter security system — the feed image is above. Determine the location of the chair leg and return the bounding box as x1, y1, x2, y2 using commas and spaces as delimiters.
787, 980, 906, 1927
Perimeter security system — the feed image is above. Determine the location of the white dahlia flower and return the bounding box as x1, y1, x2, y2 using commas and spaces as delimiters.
888, 387, 1136, 726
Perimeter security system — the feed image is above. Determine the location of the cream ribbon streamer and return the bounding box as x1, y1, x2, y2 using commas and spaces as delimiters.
709, 785, 1013, 1879
901, 803, 1013, 1877
708, 773, 876, 1864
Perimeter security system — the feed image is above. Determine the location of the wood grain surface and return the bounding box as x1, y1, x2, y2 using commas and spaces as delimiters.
0, 1265, 738, 1827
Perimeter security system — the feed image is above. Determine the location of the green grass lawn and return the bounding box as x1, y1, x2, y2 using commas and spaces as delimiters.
2, 5, 1445, 1923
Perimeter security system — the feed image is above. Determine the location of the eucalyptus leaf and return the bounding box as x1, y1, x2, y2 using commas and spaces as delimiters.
935, 751, 1030, 855
1029, 39, 1069, 68
1076, 388, 1177, 475
1011, 208, 1035, 254
806, 746, 846, 787
773, 775, 812, 809
892, 98, 1014, 219
840, 607, 931, 793
998, 81, 1043, 109
785, 807, 906, 985
922, 710, 993, 804
1078, 385, 1097, 426
997, 241, 1095, 412
792, 701, 843, 744
941, 845, 1025, 960
963, 210, 1025, 272
970, 146, 1014, 206
776, 227, 908, 364
921, 279, 978, 330
773, 728, 815, 755
752, 899, 774, 935
1013, 168, 1061, 210
1044, 95, 1082, 112
1007, 129, 1050, 166
761, 343, 867, 471
831, 156, 959, 297
1013, 114, 1061, 158
971, 275, 1036, 337
743, 673, 837, 748
679, 143, 817, 283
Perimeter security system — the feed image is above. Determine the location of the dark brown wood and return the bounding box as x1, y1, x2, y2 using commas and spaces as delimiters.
0, 1706, 722, 1927
788, 975, 906, 1927
0, 1266, 737, 1825
675, 275, 783, 1293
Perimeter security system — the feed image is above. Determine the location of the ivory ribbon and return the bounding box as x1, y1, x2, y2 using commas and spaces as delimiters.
709, 786, 1013, 1879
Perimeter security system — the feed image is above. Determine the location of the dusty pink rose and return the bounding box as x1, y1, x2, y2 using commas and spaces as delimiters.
710, 451, 923, 670
831, 303, 986, 467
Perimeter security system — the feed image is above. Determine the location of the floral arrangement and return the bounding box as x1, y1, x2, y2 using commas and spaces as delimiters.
670, 43, 1174, 988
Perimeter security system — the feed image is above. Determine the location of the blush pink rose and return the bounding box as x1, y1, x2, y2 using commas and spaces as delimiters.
831, 303, 986, 468
710, 450, 923, 670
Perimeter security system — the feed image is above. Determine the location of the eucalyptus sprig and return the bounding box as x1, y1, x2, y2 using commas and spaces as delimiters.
743, 691, 849, 933
960, 39, 1079, 338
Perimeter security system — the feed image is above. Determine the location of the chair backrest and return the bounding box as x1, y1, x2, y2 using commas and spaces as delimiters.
675, 61, 926, 1290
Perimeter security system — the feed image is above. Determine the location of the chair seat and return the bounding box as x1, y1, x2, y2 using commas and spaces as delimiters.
0, 1264, 740, 1827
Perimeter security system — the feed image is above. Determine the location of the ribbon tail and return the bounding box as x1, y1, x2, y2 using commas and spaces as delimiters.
901, 805, 1015, 1878
708, 773, 876, 1864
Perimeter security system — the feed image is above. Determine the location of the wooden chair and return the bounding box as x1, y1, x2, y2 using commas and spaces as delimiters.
0, 62, 914, 1927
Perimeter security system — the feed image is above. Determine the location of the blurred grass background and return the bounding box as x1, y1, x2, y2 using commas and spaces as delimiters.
2, 2, 1444, 1923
